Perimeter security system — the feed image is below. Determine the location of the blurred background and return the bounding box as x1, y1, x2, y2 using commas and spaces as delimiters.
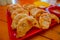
0, 0, 60, 6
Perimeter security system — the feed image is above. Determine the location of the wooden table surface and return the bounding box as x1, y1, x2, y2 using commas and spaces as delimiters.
0, 6, 60, 40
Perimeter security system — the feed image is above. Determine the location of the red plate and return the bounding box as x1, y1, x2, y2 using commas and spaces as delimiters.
7, 10, 58, 40
48, 6, 60, 18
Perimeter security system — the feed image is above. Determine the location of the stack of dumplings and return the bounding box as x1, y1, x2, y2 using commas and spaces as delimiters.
8, 4, 59, 38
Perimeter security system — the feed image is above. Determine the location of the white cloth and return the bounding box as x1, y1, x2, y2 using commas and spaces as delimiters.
48, 0, 57, 5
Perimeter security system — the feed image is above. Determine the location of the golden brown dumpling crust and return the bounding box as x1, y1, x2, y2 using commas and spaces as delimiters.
16, 16, 40, 38
11, 14, 28, 29
30, 8, 47, 20
11, 9, 29, 19
39, 13, 51, 29
8, 4, 23, 13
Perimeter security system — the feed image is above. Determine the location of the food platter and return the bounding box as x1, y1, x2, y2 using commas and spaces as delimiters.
7, 10, 58, 40
48, 6, 60, 18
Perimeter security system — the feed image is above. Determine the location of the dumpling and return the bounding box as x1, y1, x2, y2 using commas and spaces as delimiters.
39, 13, 51, 29
30, 8, 46, 20
16, 16, 40, 38
11, 9, 29, 19
8, 3, 23, 13
11, 14, 28, 29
